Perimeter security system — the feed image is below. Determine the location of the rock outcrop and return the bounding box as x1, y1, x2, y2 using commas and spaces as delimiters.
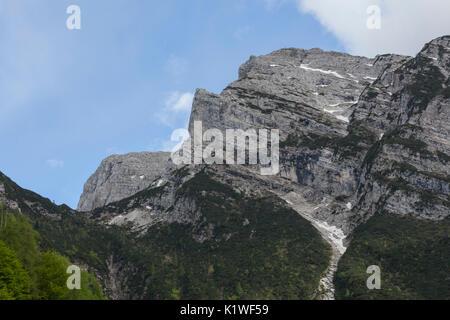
187, 46, 411, 232
350, 36, 450, 225
77, 152, 173, 211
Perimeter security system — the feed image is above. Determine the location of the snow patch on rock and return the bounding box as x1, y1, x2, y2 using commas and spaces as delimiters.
299, 64, 345, 79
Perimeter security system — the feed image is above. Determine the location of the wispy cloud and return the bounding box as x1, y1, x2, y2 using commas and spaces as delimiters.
234, 26, 252, 41
166, 91, 194, 112
157, 91, 194, 128
46, 159, 64, 168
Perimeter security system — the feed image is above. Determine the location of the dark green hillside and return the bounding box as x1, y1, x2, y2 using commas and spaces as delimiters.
0, 205, 105, 300
1, 170, 331, 300
335, 213, 450, 300
134, 171, 331, 299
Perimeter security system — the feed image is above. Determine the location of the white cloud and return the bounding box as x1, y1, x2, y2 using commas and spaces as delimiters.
157, 91, 194, 128
46, 159, 64, 168
166, 92, 194, 112
296, 0, 450, 57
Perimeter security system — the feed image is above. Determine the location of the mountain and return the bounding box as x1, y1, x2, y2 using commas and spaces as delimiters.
78, 152, 173, 211
1, 36, 449, 300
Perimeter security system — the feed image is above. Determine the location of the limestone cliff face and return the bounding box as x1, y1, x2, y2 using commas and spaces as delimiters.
190, 48, 408, 138
186, 37, 449, 226
77, 152, 173, 211
186, 46, 411, 232
77, 36, 449, 234
190, 48, 406, 198
350, 36, 450, 225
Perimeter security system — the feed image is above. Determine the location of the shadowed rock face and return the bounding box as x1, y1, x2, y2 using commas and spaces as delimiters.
350, 35, 450, 225
77, 152, 173, 211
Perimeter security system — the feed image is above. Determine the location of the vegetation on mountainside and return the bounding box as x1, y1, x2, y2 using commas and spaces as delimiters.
4, 162, 448, 300
0, 204, 105, 300
401, 55, 446, 115
0, 240, 31, 300
280, 121, 377, 159
382, 125, 432, 157
1, 170, 331, 300
335, 213, 450, 300
134, 170, 332, 299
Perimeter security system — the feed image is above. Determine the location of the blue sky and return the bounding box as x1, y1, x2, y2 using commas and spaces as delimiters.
1, 0, 447, 209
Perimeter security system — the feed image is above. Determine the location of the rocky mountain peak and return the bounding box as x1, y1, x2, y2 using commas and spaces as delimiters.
353, 36, 449, 139
191, 46, 409, 143
77, 151, 173, 211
